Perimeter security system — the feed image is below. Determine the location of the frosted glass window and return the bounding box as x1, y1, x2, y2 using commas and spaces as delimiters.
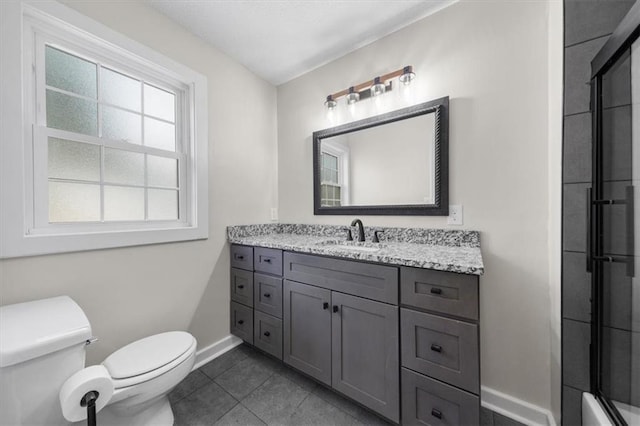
104, 148, 144, 185
144, 84, 175, 122
104, 186, 144, 221
101, 68, 141, 111
45, 46, 96, 98
144, 117, 175, 151
102, 106, 142, 144
49, 182, 100, 222
48, 138, 100, 182
148, 189, 178, 220
147, 155, 178, 188
46, 90, 98, 136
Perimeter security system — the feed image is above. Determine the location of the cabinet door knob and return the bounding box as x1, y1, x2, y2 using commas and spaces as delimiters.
333, 305, 339, 313
430, 287, 442, 295
238, 320, 244, 325
264, 293, 271, 298
238, 285, 244, 289
431, 409, 442, 419
263, 331, 271, 337
323, 302, 329, 310
431, 344, 442, 353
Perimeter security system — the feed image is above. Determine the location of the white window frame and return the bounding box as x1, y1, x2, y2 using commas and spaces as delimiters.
0, 1, 209, 258
321, 141, 350, 206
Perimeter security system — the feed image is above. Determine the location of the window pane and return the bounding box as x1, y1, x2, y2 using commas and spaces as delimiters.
144, 84, 175, 122
104, 148, 144, 185
148, 189, 178, 220
101, 67, 141, 111
49, 181, 100, 222
48, 138, 100, 182
45, 46, 96, 98
46, 90, 97, 136
102, 106, 141, 144
104, 186, 144, 221
144, 117, 175, 151
147, 155, 178, 188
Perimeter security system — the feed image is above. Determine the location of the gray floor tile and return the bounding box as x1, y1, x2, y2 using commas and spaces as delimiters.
494, 412, 526, 426
562, 251, 591, 323
215, 356, 275, 400
563, 112, 591, 184
272, 362, 318, 392
480, 406, 494, 426
562, 385, 583, 426
200, 346, 249, 379
241, 374, 310, 425
214, 403, 266, 426
563, 319, 591, 391
563, 183, 589, 252
287, 393, 359, 426
312, 385, 391, 425
170, 370, 213, 404
173, 381, 238, 426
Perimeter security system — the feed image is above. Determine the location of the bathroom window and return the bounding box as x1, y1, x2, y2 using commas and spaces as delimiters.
0, 2, 209, 258
320, 142, 349, 207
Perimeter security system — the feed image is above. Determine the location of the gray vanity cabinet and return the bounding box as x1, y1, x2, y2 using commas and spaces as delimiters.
283, 280, 332, 385
331, 292, 399, 422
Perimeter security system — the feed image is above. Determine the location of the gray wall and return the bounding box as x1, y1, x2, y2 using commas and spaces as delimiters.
562, 1, 635, 424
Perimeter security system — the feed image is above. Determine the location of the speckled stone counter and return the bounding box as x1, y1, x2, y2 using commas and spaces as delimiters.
227, 224, 484, 275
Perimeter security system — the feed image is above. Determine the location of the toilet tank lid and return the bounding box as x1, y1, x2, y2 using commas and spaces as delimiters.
0, 296, 92, 368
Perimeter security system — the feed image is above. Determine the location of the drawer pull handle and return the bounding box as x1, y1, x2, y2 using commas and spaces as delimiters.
237, 320, 244, 325
333, 305, 339, 313
263, 258, 272, 263
323, 302, 329, 310
430, 287, 442, 295
238, 285, 244, 289
237, 255, 244, 260
431, 409, 442, 419
431, 344, 442, 353
263, 331, 271, 337
264, 293, 271, 298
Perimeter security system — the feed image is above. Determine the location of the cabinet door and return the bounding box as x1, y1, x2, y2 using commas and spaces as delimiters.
331, 292, 399, 423
283, 280, 332, 385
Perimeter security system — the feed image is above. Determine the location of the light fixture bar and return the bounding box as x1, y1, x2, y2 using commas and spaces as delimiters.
324, 65, 415, 109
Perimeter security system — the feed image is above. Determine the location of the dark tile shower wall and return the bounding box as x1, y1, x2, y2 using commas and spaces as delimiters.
561, 1, 635, 424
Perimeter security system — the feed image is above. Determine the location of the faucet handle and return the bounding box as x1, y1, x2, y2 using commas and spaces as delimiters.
346, 228, 353, 241
373, 230, 384, 243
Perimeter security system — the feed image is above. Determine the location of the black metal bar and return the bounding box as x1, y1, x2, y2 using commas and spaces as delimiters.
587, 188, 593, 272
626, 185, 635, 277
592, 199, 627, 205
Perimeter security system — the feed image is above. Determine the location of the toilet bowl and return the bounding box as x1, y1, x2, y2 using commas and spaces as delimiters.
0, 296, 196, 426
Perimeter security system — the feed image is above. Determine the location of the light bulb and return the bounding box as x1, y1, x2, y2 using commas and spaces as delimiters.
399, 65, 415, 85
345, 86, 360, 104
371, 76, 386, 96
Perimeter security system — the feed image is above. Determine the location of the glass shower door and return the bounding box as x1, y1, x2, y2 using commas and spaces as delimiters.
594, 38, 639, 426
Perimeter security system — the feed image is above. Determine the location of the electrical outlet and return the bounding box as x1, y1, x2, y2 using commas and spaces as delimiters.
270, 207, 278, 221
447, 205, 463, 225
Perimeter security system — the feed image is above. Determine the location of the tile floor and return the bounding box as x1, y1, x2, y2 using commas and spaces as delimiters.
169, 344, 524, 426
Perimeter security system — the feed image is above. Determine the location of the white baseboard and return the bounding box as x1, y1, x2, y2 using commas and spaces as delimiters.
482, 386, 557, 426
192, 334, 243, 370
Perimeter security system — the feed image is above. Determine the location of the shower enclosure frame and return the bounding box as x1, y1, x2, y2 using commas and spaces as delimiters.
589, 3, 640, 425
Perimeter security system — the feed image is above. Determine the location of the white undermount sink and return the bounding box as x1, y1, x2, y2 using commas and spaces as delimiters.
330, 245, 381, 252
315, 240, 385, 252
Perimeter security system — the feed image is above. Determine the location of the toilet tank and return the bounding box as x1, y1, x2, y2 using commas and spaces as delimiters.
0, 296, 92, 426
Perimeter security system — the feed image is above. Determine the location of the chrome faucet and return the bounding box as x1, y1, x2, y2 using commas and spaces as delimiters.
350, 218, 365, 242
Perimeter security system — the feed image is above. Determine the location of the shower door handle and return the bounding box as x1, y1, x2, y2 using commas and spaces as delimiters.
586, 188, 593, 272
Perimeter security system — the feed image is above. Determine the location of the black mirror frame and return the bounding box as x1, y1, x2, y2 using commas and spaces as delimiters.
313, 96, 449, 216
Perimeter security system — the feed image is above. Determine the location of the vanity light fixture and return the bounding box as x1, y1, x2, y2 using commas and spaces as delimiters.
323, 65, 416, 109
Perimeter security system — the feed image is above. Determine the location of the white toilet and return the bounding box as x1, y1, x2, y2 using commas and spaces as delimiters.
0, 296, 196, 426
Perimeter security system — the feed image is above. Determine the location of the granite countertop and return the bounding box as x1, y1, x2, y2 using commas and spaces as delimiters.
227, 224, 484, 275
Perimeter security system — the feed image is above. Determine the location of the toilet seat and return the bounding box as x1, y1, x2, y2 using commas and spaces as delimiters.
102, 332, 196, 389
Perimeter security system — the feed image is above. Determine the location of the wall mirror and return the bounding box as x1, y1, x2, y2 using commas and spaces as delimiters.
313, 97, 448, 215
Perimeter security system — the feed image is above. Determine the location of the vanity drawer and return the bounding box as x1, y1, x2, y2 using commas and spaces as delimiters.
401, 368, 479, 426
254, 247, 283, 276
401, 267, 478, 320
230, 301, 253, 344
284, 252, 398, 304
231, 244, 254, 271
254, 310, 283, 360
230, 268, 254, 307
401, 308, 479, 394
254, 273, 283, 318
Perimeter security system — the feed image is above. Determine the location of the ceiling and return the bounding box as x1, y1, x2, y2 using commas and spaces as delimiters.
147, 0, 457, 86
